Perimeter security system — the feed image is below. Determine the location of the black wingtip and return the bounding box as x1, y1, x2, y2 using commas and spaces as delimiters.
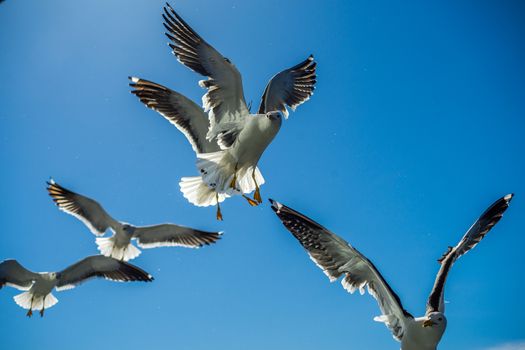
268, 199, 284, 213
308, 54, 314, 60
504, 193, 514, 203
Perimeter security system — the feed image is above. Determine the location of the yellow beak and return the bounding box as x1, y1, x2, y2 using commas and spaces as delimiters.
422, 319, 436, 328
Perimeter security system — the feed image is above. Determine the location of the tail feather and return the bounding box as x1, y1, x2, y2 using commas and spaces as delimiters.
14, 292, 58, 311
196, 151, 265, 194
196, 151, 234, 191
180, 176, 229, 207
95, 237, 141, 261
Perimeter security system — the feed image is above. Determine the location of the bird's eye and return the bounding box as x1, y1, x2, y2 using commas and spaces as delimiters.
438, 317, 443, 321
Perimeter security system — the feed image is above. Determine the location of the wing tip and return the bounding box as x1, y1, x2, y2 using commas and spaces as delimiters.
504, 193, 514, 203
164, 2, 173, 12
268, 198, 283, 213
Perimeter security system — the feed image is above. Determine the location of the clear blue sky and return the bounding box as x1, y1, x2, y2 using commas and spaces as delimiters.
1, 1, 524, 349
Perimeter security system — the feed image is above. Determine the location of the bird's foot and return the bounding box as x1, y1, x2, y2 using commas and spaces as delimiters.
216, 204, 223, 221
243, 195, 259, 207
253, 187, 262, 204
26, 309, 33, 318
40, 308, 45, 317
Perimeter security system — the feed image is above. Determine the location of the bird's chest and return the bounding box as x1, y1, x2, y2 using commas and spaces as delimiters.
401, 324, 442, 350
31, 277, 57, 296
233, 117, 280, 164
114, 230, 132, 247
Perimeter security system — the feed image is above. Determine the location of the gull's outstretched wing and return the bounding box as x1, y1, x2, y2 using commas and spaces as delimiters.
0, 260, 40, 291
56, 255, 153, 291
47, 180, 119, 236
163, 3, 249, 147
258, 55, 317, 118
133, 224, 222, 249
129, 77, 220, 154
270, 199, 413, 341
426, 194, 513, 314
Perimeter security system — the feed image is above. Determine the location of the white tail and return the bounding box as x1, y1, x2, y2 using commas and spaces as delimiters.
14, 291, 58, 311
196, 151, 265, 194
179, 176, 229, 207
95, 237, 142, 261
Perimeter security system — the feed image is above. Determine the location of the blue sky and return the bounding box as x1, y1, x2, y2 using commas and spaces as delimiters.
1, 0, 524, 349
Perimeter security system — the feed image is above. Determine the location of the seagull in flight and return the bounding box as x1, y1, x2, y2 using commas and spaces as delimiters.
0, 255, 153, 317
270, 194, 513, 350
130, 3, 316, 220
47, 180, 222, 261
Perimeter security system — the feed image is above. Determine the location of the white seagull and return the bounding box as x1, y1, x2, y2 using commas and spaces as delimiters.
130, 3, 316, 220
270, 194, 513, 350
47, 180, 222, 261
0, 255, 153, 317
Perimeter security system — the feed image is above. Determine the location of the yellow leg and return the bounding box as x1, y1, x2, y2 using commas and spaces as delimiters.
40, 296, 45, 317
242, 194, 259, 206
27, 296, 34, 317
216, 193, 223, 221
229, 164, 239, 189
252, 170, 262, 204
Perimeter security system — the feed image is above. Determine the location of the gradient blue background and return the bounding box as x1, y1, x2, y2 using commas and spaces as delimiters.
1, 1, 524, 349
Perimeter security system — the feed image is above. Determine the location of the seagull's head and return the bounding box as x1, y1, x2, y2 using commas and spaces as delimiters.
422, 312, 447, 329
42, 272, 58, 280
121, 223, 135, 235
266, 111, 282, 122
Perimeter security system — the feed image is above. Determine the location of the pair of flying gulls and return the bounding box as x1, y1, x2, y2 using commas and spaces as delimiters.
0, 180, 221, 317
270, 194, 513, 350
130, 3, 317, 220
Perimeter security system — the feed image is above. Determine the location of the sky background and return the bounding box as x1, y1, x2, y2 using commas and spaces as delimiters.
1, 0, 524, 349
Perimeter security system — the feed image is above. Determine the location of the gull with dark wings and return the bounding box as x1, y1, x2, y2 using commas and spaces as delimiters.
47, 180, 222, 261
270, 194, 513, 350
130, 3, 316, 220
0, 255, 153, 317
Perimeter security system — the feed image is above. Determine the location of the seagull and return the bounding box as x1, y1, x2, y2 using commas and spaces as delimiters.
0, 255, 153, 317
47, 180, 222, 261
269, 194, 513, 350
129, 3, 316, 220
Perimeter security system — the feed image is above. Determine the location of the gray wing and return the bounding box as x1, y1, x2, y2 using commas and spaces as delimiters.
56, 255, 153, 291
426, 194, 513, 314
163, 3, 249, 146
0, 260, 40, 291
270, 199, 413, 341
129, 77, 220, 154
258, 55, 317, 118
133, 224, 222, 249
47, 180, 119, 236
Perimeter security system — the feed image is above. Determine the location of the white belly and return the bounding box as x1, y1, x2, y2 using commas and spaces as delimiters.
230, 115, 281, 166
401, 319, 444, 350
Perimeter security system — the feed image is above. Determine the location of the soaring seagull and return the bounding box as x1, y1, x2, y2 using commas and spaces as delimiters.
130, 3, 316, 220
270, 194, 513, 350
0, 255, 153, 317
47, 180, 222, 261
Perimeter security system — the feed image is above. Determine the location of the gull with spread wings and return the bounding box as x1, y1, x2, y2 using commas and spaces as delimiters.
130, 3, 316, 220
0, 255, 153, 317
270, 194, 513, 350
47, 180, 222, 261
